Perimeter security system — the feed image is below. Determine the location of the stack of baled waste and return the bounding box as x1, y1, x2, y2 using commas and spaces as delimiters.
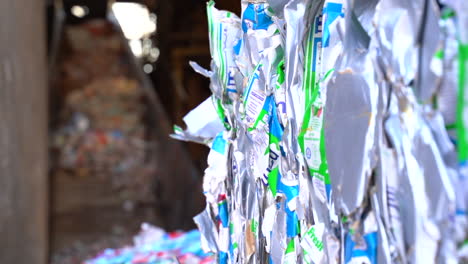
172, 0, 468, 263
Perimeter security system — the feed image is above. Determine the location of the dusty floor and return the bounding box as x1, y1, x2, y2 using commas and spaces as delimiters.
50, 205, 160, 264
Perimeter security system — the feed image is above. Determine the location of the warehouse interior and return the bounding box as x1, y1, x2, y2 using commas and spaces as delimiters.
2, 0, 236, 263
2, 0, 468, 263
47, 0, 243, 262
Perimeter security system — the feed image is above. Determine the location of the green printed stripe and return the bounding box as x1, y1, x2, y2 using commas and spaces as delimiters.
250, 108, 268, 131
322, 68, 335, 81
285, 239, 295, 254
303, 29, 315, 95
173, 125, 183, 133
434, 49, 444, 59
320, 126, 330, 185
207, 1, 215, 53
299, 23, 319, 153
218, 24, 226, 84
207, 1, 227, 86
446, 123, 457, 130
276, 60, 285, 88
216, 98, 230, 130
457, 43, 468, 161
441, 8, 455, 20
243, 63, 263, 106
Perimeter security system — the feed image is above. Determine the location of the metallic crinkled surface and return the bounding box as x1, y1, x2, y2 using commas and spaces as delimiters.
173, 0, 468, 263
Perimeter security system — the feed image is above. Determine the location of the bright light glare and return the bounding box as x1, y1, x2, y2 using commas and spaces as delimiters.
143, 64, 154, 74
71, 5, 89, 18
112, 3, 156, 40
149, 48, 160, 62
129, 39, 143, 57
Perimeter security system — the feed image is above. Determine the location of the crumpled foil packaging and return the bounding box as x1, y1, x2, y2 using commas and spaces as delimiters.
173, 0, 468, 263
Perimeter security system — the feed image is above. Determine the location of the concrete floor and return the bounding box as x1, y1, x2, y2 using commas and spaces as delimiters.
50, 204, 160, 264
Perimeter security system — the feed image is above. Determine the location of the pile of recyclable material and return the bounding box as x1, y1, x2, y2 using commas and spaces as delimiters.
173, 0, 468, 263
85, 224, 215, 264
52, 20, 154, 200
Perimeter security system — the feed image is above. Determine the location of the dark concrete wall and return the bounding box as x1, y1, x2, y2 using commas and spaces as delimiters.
0, 0, 48, 263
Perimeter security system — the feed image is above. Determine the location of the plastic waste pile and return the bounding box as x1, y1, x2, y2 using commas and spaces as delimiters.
85, 224, 215, 264
173, 0, 468, 263
53, 77, 147, 179
52, 20, 154, 200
